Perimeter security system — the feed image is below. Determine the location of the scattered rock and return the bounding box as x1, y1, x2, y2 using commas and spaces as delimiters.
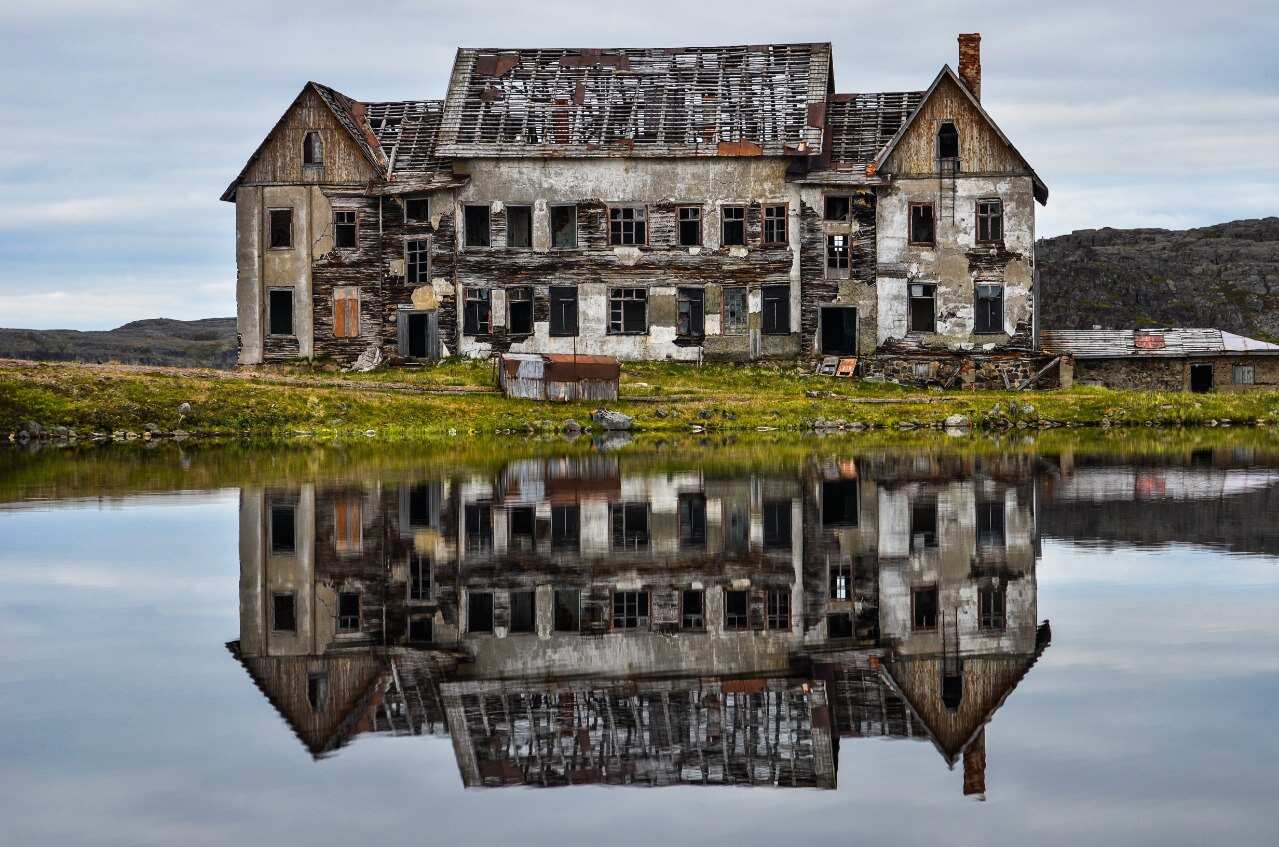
563, 419, 582, 433
944, 414, 970, 429
144, 422, 159, 434
591, 409, 633, 431
343, 345, 383, 373
178, 402, 192, 417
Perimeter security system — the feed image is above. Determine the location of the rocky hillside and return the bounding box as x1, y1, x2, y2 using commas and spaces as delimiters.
0, 318, 237, 368
1037, 217, 1279, 342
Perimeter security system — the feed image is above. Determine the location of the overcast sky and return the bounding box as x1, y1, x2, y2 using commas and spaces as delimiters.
1, 0, 1276, 330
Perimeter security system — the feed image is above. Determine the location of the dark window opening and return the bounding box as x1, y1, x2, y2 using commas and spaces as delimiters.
977, 501, 1005, 548
912, 586, 939, 630
337, 591, 360, 631
405, 196, 429, 223
830, 561, 851, 601
272, 593, 296, 633
762, 285, 790, 335
909, 283, 936, 333
827, 613, 853, 640
975, 284, 1004, 334
976, 199, 1003, 243
724, 590, 750, 630
763, 499, 792, 549
609, 206, 646, 245
612, 591, 649, 629
508, 506, 536, 551
722, 287, 747, 335
721, 205, 745, 246
405, 238, 430, 285
270, 503, 296, 553
507, 286, 533, 335
464, 205, 491, 248
677, 206, 702, 246
608, 288, 647, 335
549, 286, 578, 337
1190, 363, 1214, 393
909, 203, 935, 246
268, 289, 294, 336
334, 210, 357, 248
269, 208, 293, 249
681, 589, 705, 630
505, 205, 532, 248
465, 503, 492, 551
550, 205, 577, 248
408, 484, 432, 528
824, 195, 850, 221
724, 503, 749, 552
408, 616, 433, 643
510, 590, 536, 633
678, 493, 706, 549
826, 234, 850, 279
463, 288, 491, 336
979, 586, 1006, 630
763, 204, 787, 245
307, 672, 328, 710
821, 307, 857, 356
554, 589, 580, 632
302, 131, 323, 166
551, 505, 579, 550
611, 502, 650, 550
468, 592, 494, 633
677, 288, 704, 337
938, 122, 959, 162
409, 553, 431, 601
822, 480, 858, 527
767, 589, 790, 630
911, 500, 939, 550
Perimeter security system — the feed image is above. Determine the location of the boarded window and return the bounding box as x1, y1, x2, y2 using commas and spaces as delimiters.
268, 289, 294, 336
678, 493, 706, 549
721, 205, 746, 246
337, 591, 360, 631
333, 287, 360, 339
269, 208, 293, 249
824, 195, 850, 221
334, 498, 362, 556
822, 480, 858, 527
464, 205, 491, 247
976, 199, 1003, 243
551, 505, 579, 550
554, 589, 580, 632
912, 586, 939, 630
1234, 364, 1255, 385
767, 589, 790, 630
763, 499, 791, 549
550, 205, 577, 248
722, 286, 747, 335
405, 238, 430, 284
677, 288, 704, 337
826, 234, 850, 279
827, 612, 853, 640
724, 590, 750, 630
677, 206, 702, 246
608, 288, 647, 335
506, 205, 532, 248
909, 203, 935, 245
909, 283, 936, 333
611, 502, 650, 549
763, 204, 787, 245
405, 196, 429, 223
612, 591, 649, 629
272, 593, 296, 632
507, 286, 533, 335
463, 288, 491, 336
270, 503, 296, 553
549, 286, 578, 337
302, 131, 323, 165
510, 590, 535, 633
762, 285, 790, 335
979, 586, 1006, 630
333, 210, 357, 248
609, 206, 646, 245
681, 589, 704, 629
408, 553, 431, 601
830, 561, 851, 600
974, 284, 1004, 334
468, 592, 494, 633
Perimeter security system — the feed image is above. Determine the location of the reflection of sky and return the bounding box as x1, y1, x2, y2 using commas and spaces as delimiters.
1, 497, 1277, 846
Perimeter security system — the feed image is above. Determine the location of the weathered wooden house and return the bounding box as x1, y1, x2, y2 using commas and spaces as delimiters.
223, 35, 1048, 382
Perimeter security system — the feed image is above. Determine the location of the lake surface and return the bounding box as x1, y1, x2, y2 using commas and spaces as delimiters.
2, 436, 1278, 845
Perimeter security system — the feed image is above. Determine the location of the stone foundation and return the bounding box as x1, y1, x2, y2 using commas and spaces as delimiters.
859, 352, 1058, 390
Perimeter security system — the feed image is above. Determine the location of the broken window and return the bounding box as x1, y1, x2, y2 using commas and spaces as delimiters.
510, 590, 535, 634
824, 195, 851, 221
465, 503, 492, 550
724, 590, 750, 630
334, 497, 362, 556
830, 560, 851, 601
463, 288, 491, 336
827, 612, 853, 640
506, 205, 532, 248
826, 234, 850, 279
979, 586, 1006, 630
405, 238, 430, 284
551, 505, 579, 550
608, 288, 647, 335
468, 591, 494, 633
976, 199, 1003, 244
678, 493, 706, 549
763, 204, 787, 245
334, 210, 357, 248
507, 286, 533, 335
302, 131, 323, 166
974, 284, 1004, 334
911, 500, 939, 550
554, 589, 580, 632
408, 616, 433, 643
937, 122, 959, 162
405, 196, 429, 223
609, 206, 646, 245
977, 500, 1006, 548
912, 586, 939, 630
909, 203, 935, 246
337, 591, 360, 632
408, 552, 431, 601
722, 286, 747, 335
268, 289, 294, 336
270, 503, 296, 553
272, 593, 296, 633
763, 499, 791, 549
762, 285, 790, 335
611, 502, 650, 550
721, 205, 746, 246
269, 208, 293, 249
909, 283, 936, 333
767, 589, 790, 630
333, 286, 360, 339
508, 505, 536, 551
681, 589, 705, 630
549, 286, 578, 337
677, 288, 705, 337
464, 205, 491, 247
612, 591, 649, 630
550, 205, 577, 248
822, 480, 858, 527
677, 205, 702, 246
1234, 364, 1255, 385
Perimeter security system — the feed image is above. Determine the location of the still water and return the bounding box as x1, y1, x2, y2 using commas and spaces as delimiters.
1, 437, 1277, 845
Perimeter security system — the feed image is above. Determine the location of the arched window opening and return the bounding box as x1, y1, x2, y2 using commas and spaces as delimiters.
937, 122, 959, 162
303, 131, 323, 166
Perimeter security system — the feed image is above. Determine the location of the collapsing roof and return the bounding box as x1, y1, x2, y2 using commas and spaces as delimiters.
1041, 328, 1279, 359
825, 91, 925, 168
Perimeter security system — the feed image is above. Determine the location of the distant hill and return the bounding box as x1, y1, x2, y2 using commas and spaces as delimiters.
0, 318, 237, 368
1037, 217, 1279, 342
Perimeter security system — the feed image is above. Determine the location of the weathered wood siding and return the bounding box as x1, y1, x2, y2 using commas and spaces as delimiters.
244, 87, 379, 187
883, 75, 1028, 177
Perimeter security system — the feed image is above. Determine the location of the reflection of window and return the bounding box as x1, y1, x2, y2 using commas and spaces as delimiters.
334, 498, 362, 556
468, 591, 494, 633
763, 499, 791, 549
678, 493, 706, 549
724, 502, 749, 551
822, 480, 858, 527
408, 553, 431, 602
337, 591, 360, 631
551, 505, 579, 550
272, 593, 296, 633
681, 590, 705, 630
827, 613, 853, 640
830, 561, 851, 600
611, 503, 650, 550
979, 586, 1006, 630
911, 500, 938, 550
767, 589, 790, 630
407, 616, 433, 643
612, 591, 649, 629
724, 590, 750, 630
510, 590, 535, 633
977, 500, 1006, 548
307, 672, 328, 710
465, 504, 492, 551
554, 589, 580, 632
508, 506, 536, 551
722, 286, 747, 335
912, 586, 939, 630
270, 503, 296, 553
407, 484, 432, 528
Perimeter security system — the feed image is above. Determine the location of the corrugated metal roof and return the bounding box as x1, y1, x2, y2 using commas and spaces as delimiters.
1041, 328, 1279, 359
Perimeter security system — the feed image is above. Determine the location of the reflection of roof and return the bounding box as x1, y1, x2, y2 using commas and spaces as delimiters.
1042, 328, 1279, 359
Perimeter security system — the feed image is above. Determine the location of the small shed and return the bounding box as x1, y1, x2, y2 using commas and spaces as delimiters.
498, 353, 620, 401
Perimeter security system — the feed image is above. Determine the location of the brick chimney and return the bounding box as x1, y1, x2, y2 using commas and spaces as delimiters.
958, 33, 981, 101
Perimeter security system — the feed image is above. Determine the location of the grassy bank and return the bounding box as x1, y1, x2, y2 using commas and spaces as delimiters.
2, 358, 1278, 443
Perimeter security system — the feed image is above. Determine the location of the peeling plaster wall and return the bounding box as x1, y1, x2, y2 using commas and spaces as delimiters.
237, 184, 322, 361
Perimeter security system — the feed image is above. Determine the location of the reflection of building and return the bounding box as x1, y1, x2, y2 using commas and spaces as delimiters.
229, 454, 1049, 794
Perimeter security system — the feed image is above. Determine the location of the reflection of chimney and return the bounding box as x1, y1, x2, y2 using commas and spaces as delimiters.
963, 727, 987, 799
958, 33, 982, 101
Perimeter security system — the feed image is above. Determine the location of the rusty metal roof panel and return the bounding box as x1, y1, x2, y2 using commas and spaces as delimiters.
1041, 329, 1279, 358
437, 44, 832, 158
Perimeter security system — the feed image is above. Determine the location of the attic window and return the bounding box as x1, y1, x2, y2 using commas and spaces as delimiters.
937, 122, 959, 161
307, 672, 328, 710
303, 131, 323, 166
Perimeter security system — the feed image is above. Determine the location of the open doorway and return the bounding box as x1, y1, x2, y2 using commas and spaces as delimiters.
1189, 363, 1213, 393
820, 306, 857, 356
398, 310, 439, 360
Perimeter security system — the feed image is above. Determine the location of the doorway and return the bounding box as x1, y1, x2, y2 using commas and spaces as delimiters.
820, 306, 857, 356
1189, 363, 1213, 393
398, 309, 439, 360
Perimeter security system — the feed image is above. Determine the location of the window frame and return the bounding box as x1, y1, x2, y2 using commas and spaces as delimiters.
333, 209, 358, 249
553, 588, 581, 633
680, 589, 705, 631
762, 498, 792, 549
676, 205, 703, 247
979, 586, 1007, 631
463, 287, 492, 336
268, 207, 294, 250
608, 205, 648, 246
722, 286, 748, 336
908, 283, 937, 333
1234, 364, 1256, 385
761, 285, 790, 336
333, 285, 360, 339
463, 204, 492, 248
549, 204, 578, 249
676, 287, 705, 338
908, 202, 936, 247
269, 502, 296, 554
467, 590, 494, 634
976, 198, 1004, 244
610, 501, 651, 550
911, 585, 939, 631
826, 234, 850, 279
724, 589, 750, 631
830, 560, 851, 601
267, 288, 295, 337
505, 204, 533, 249
509, 590, 536, 634
302, 131, 323, 167
405, 237, 431, 285
762, 203, 788, 246
608, 287, 648, 336
404, 196, 430, 224
337, 591, 361, 632
974, 283, 1005, 334
766, 589, 790, 630
612, 590, 650, 630
720, 204, 746, 247
506, 285, 533, 336
408, 552, 432, 602
824, 194, 852, 222
549, 286, 578, 337
272, 592, 297, 633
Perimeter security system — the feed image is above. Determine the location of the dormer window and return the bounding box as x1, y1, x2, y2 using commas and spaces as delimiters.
303, 131, 323, 166
937, 122, 959, 162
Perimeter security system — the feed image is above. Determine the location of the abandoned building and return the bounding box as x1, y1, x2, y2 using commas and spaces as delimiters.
228, 451, 1049, 792
223, 35, 1049, 381
1042, 328, 1279, 392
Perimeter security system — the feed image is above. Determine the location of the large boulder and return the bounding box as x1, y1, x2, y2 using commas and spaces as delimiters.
591, 409, 633, 431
